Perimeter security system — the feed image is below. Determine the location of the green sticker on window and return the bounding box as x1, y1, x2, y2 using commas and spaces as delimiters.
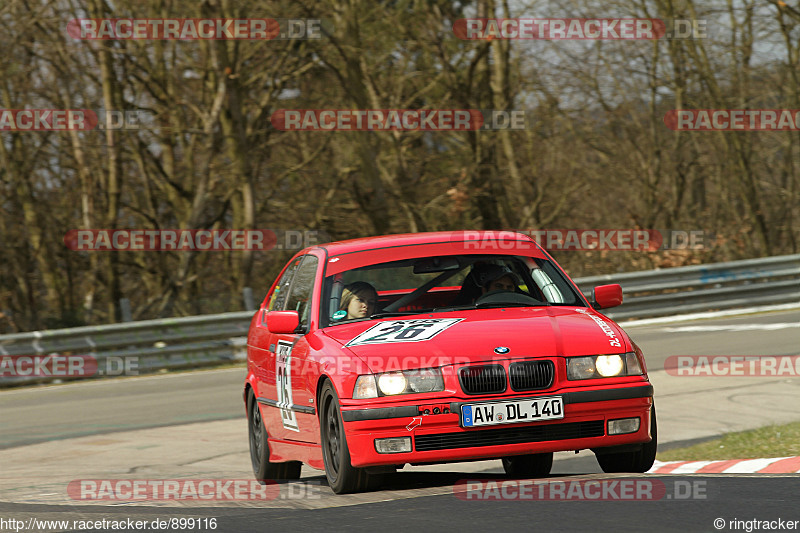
332, 310, 347, 320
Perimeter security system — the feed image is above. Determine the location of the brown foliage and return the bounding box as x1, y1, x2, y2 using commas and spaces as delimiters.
0, 0, 797, 332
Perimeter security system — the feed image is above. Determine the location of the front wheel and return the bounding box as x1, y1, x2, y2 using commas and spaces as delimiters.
596, 407, 658, 473
502, 452, 553, 477
319, 381, 380, 494
247, 391, 302, 482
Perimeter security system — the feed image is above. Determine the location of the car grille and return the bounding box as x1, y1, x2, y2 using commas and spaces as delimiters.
509, 361, 554, 391
414, 420, 604, 452
458, 365, 506, 395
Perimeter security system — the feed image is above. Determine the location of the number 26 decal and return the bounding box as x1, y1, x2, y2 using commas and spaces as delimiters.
346, 318, 463, 347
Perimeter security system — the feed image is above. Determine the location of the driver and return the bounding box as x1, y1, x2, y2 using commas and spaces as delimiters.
339, 282, 379, 319
475, 265, 521, 295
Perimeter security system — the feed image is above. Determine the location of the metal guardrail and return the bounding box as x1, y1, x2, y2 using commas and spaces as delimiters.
574, 254, 800, 319
1, 254, 798, 386
0, 313, 253, 387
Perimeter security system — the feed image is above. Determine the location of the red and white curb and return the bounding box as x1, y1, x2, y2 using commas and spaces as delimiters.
647, 456, 800, 474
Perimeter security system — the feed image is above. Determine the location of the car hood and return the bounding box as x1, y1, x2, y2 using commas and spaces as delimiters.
322, 306, 630, 373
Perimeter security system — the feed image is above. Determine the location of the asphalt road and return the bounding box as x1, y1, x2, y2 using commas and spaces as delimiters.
624, 309, 800, 365
0, 369, 244, 450
0, 475, 796, 533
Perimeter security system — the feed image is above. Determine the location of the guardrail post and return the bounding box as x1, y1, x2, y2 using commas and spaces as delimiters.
243, 287, 255, 311
119, 298, 133, 322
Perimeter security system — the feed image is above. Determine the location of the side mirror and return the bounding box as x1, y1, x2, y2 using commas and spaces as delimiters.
266, 310, 300, 334
592, 284, 623, 309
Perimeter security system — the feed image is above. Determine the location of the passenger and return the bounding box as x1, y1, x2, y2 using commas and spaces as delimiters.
338, 282, 379, 319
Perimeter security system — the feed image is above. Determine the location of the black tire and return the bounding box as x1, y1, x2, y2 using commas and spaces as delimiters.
319, 381, 379, 494
502, 452, 553, 477
247, 391, 302, 482
596, 407, 658, 474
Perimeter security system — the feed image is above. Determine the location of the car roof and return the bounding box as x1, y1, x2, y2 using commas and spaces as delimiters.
312, 230, 540, 256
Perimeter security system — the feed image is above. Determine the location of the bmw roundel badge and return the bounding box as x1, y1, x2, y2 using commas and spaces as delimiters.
494, 346, 510, 355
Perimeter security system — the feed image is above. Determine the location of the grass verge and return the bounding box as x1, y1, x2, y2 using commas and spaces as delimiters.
657, 421, 800, 462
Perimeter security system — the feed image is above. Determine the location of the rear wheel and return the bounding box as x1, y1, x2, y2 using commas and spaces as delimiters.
596, 407, 658, 473
502, 452, 553, 477
247, 391, 302, 482
319, 381, 380, 494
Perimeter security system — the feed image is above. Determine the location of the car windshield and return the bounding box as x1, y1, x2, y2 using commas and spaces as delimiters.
321, 254, 584, 327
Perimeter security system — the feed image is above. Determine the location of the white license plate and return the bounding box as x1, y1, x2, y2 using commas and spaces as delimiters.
461, 396, 564, 427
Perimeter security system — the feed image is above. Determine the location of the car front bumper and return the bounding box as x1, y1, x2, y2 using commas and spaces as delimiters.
340, 383, 654, 467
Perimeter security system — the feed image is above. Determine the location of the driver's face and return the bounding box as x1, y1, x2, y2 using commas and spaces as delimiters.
483, 275, 515, 294
347, 293, 377, 319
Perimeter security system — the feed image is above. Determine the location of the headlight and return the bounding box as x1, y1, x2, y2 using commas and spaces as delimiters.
353, 368, 445, 398
596, 355, 624, 377
378, 372, 407, 395
406, 368, 444, 393
567, 352, 644, 380
566, 356, 596, 380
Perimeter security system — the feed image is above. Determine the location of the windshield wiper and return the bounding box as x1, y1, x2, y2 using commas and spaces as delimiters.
475, 301, 536, 308
430, 304, 478, 312
368, 310, 432, 319
432, 300, 545, 312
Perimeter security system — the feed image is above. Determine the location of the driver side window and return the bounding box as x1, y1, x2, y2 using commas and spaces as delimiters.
285, 255, 318, 328
268, 258, 302, 311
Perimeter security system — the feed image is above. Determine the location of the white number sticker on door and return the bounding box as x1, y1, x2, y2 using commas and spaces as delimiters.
345, 318, 463, 347
276, 340, 299, 432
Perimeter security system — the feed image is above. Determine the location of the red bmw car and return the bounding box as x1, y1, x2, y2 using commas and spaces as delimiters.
244, 231, 656, 493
